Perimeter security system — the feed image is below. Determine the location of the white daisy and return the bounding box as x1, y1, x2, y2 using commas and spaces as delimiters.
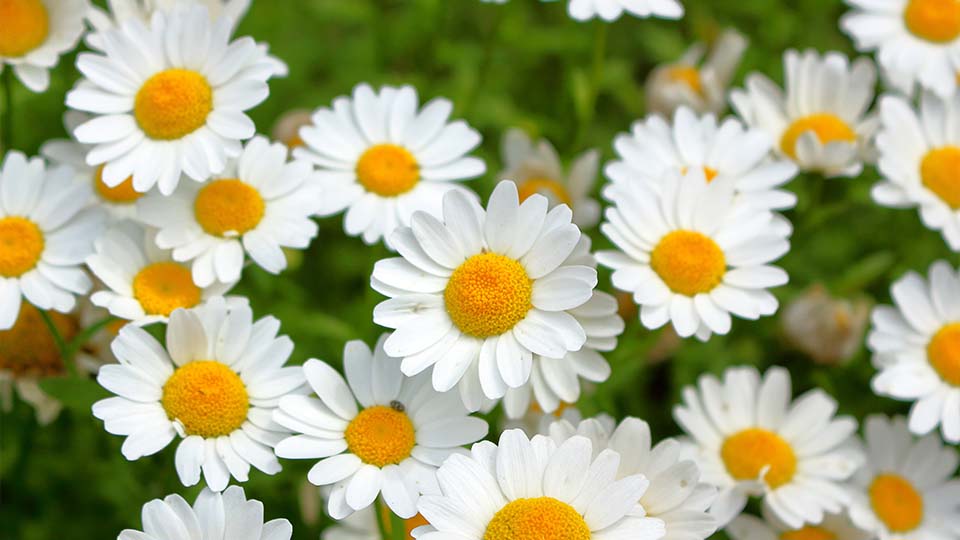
847, 415, 960, 540
370, 180, 600, 408
294, 83, 485, 247
673, 366, 864, 529
866, 260, 960, 443
416, 429, 665, 540
92, 299, 305, 491
137, 135, 321, 286
118, 486, 293, 540
871, 91, 960, 250
731, 49, 877, 178
0, 150, 105, 330
728, 511, 871, 540
272, 335, 489, 519
567, 0, 683, 22
0, 0, 86, 92
66, 4, 279, 195
596, 168, 790, 341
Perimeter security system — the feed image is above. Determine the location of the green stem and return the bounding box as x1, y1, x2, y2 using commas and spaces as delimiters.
389, 509, 407, 540
66, 315, 116, 359
38, 309, 73, 377
374, 498, 393, 540
1, 68, 12, 151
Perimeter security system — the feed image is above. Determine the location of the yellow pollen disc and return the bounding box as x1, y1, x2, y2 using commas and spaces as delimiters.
0, 216, 44, 278
161, 361, 249, 438
920, 146, 960, 209
667, 65, 704, 95
650, 230, 726, 296
0, 304, 76, 377
355, 144, 420, 197
134, 68, 213, 140
869, 474, 924, 533
904, 0, 960, 43
344, 405, 416, 467
0, 0, 49, 57
94, 165, 143, 204
517, 177, 573, 206
194, 179, 265, 237
780, 527, 837, 540
926, 322, 960, 386
780, 114, 856, 160
444, 252, 533, 338
132, 262, 202, 317
720, 428, 797, 488
483, 497, 590, 540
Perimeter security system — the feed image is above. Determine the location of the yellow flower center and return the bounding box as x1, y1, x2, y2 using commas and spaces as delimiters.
920, 146, 960, 209
344, 404, 416, 467
355, 144, 420, 197
161, 361, 249, 438
0, 0, 49, 57
0, 216, 44, 278
132, 262, 202, 317
780, 114, 856, 160
926, 322, 960, 386
667, 65, 704, 96
650, 230, 726, 296
780, 527, 837, 540
869, 474, 924, 533
194, 179, 265, 237
0, 304, 76, 377
517, 178, 573, 206
904, 0, 960, 43
134, 69, 213, 140
483, 497, 590, 540
94, 165, 143, 204
444, 252, 533, 338
721, 428, 797, 488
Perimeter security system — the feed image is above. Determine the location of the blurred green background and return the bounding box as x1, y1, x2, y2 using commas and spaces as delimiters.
1, 0, 949, 537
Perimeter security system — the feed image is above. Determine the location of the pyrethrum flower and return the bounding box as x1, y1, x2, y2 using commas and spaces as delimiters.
92, 299, 305, 491
66, 4, 279, 195
138, 136, 321, 286
567, 0, 683, 22
295, 83, 485, 247
273, 335, 488, 519
0, 0, 87, 92
867, 260, 960, 443
728, 510, 871, 540
673, 366, 864, 529
731, 49, 877, 178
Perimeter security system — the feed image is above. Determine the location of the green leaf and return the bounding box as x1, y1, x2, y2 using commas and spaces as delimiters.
38, 376, 109, 414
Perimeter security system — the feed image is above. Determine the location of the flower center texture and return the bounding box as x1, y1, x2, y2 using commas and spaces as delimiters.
483, 497, 591, 540
780, 114, 856, 160
0, 304, 76, 377
0, 216, 44, 277
194, 179, 265, 237
927, 322, 960, 386
134, 68, 213, 140
344, 405, 416, 467
904, 0, 960, 43
667, 65, 704, 95
355, 144, 420, 196
132, 262, 202, 317
721, 428, 797, 488
869, 473, 924, 533
780, 527, 837, 540
444, 252, 533, 338
95, 166, 143, 203
517, 178, 572, 206
0, 0, 49, 58
920, 146, 960, 209
650, 230, 726, 296
161, 361, 249, 438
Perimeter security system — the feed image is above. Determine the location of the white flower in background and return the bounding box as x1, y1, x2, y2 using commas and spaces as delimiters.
728, 510, 871, 540
272, 335, 488, 519
92, 299, 305, 491
847, 415, 960, 540
371, 181, 600, 409
781, 284, 871, 366
417, 429, 665, 540
646, 29, 748, 117
320, 504, 429, 540
498, 128, 602, 229
66, 4, 279, 195
867, 260, 960, 443
138, 136, 321, 286
295, 83, 485, 248
871, 92, 960, 250
75, 300, 122, 369
597, 169, 790, 340
567, 0, 683, 22
731, 49, 877, 178
500, 402, 613, 438
673, 366, 864, 529
119, 486, 293, 540
0, 151, 104, 330
841, 0, 960, 98
271, 108, 313, 149
0, 0, 87, 92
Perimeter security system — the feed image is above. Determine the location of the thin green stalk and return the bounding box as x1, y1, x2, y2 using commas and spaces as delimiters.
66, 315, 116, 359
374, 498, 393, 540
38, 309, 73, 376
1, 68, 13, 151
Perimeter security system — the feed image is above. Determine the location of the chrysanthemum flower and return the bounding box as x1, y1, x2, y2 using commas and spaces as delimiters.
0, 0, 86, 92
567, 0, 683, 22
728, 510, 871, 540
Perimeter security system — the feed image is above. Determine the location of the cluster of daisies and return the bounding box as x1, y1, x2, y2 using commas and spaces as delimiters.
1, 0, 960, 539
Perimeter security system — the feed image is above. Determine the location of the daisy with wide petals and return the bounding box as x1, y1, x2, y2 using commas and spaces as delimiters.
731, 49, 877, 178
66, 4, 279, 195
673, 366, 864, 529
728, 510, 871, 540
92, 299, 305, 491
567, 0, 683, 22
0, 0, 87, 92
272, 335, 488, 519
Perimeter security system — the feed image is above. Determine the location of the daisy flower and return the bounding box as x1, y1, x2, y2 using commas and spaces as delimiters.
673, 366, 864, 529
137, 135, 321, 286
847, 415, 960, 540
118, 486, 293, 540
596, 168, 790, 340
92, 299, 305, 491
731, 49, 877, 178
416, 429, 664, 540
370, 181, 600, 407
66, 4, 280, 195
0, 0, 86, 92
498, 128, 601, 228
866, 260, 960, 443
871, 92, 960, 250
294, 83, 485, 247
272, 335, 488, 519
567, 0, 683, 22
85, 221, 238, 325
728, 511, 871, 540
0, 151, 105, 330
